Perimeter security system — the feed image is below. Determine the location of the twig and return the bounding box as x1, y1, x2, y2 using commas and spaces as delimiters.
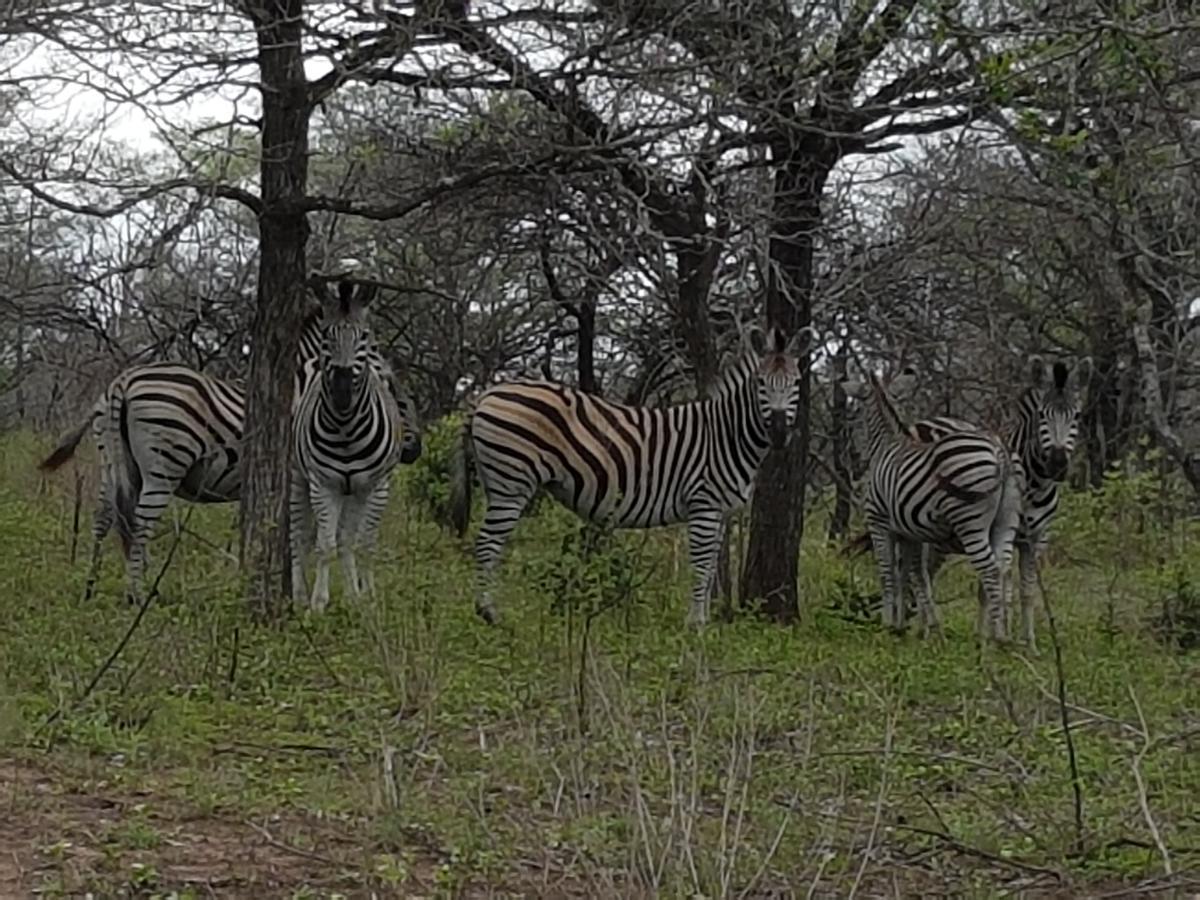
1127, 686, 1172, 876
848, 711, 895, 899
36, 515, 190, 735
243, 819, 341, 867
1037, 567, 1085, 854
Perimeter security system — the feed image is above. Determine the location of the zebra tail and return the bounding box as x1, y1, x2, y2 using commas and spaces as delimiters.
839, 531, 874, 558
447, 416, 474, 539
37, 415, 94, 472
108, 382, 141, 559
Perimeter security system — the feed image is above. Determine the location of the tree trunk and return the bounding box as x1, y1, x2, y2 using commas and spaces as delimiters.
827, 336, 852, 543
740, 153, 829, 622
237, 0, 313, 620
577, 299, 597, 394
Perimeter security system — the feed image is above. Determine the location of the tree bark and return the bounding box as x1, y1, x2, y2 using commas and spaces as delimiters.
237, 0, 313, 619
827, 335, 852, 543
1131, 303, 1200, 497
740, 152, 829, 622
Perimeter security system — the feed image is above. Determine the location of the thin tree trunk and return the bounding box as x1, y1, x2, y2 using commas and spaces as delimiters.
740, 153, 829, 623
827, 336, 852, 543
238, 0, 313, 619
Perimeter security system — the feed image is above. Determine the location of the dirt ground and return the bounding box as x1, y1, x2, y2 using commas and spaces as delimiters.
3, 756, 1195, 899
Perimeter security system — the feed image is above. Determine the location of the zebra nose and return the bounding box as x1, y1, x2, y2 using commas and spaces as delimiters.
1046, 447, 1069, 479
767, 412, 789, 449
399, 434, 422, 464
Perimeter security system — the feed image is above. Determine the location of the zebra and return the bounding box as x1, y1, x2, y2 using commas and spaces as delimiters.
842, 365, 1023, 641
290, 281, 420, 612
447, 326, 807, 628
843, 356, 1089, 651
37, 287, 419, 607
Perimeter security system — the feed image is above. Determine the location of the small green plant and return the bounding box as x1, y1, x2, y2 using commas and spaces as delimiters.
398, 411, 465, 529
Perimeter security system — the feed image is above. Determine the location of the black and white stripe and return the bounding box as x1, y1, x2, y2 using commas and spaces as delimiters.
38, 294, 419, 607
290, 282, 421, 611
448, 326, 807, 627
845, 367, 1023, 642
923, 356, 1089, 649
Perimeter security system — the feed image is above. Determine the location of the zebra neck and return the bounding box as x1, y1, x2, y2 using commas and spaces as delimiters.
703, 356, 771, 465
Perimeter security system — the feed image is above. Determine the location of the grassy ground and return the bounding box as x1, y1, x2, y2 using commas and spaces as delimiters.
1, 429, 1198, 898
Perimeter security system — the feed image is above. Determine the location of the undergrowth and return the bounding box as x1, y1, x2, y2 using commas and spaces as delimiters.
2, 429, 1198, 897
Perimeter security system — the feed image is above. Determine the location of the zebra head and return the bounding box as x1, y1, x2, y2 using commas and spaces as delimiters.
750, 326, 806, 449
319, 281, 378, 416
1027, 356, 1090, 482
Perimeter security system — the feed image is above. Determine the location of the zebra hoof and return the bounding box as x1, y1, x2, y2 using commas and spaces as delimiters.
476, 604, 499, 626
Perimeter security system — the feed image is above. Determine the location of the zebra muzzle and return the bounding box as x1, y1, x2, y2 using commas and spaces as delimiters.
767, 414, 790, 449
329, 367, 355, 412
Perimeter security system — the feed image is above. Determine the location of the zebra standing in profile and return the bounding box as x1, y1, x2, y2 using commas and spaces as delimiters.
290, 282, 420, 612
38, 286, 419, 607
843, 365, 1023, 641
844, 356, 1089, 650
447, 326, 807, 628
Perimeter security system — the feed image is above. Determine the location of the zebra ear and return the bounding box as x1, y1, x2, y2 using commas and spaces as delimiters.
748, 327, 767, 356
784, 326, 814, 358
1028, 354, 1046, 387
356, 283, 379, 311
889, 368, 918, 399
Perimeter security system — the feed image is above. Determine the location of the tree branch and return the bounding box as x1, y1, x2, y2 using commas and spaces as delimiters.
0, 160, 263, 217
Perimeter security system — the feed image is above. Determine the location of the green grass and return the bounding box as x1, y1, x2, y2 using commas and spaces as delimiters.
2, 431, 1198, 897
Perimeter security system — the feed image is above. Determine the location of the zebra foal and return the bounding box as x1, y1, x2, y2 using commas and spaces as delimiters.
844, 366, 1023, 642
448, 326, 807, 627
290, 282, 420, 612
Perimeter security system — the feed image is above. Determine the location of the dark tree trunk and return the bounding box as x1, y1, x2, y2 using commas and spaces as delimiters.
1084, 297, 1125, 488
576, 299, 597, 394
828, 336, 852, 543
740, 152, 829, 622
237, 0, 313, 619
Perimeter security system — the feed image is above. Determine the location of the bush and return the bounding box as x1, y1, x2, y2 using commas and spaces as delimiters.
399, 411, 465, 529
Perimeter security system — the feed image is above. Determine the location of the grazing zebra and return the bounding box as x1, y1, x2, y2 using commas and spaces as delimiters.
448, 326, 807, 627
38, 289, 419, 606
843, 356, 1088, 651
843, 366, 1023, 641
290, 282, 420, 612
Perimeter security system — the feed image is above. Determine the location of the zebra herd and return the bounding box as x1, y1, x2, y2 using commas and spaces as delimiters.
37, 288, 1088, 649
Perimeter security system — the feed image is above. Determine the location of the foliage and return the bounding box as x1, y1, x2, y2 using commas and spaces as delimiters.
397, 410, 466, 529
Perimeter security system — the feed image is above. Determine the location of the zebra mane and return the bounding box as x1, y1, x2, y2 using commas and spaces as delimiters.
704, 350, 758, 402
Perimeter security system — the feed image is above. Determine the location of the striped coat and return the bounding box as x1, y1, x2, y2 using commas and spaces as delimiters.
449, 326, 807, 627
290, 282, 421, 611
38, 298, 418, 606
848, 368, 1023, 641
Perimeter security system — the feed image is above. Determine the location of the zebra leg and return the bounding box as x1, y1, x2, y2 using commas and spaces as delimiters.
473, 491, 531, 625
684, 509, 722, 627
289, 470, 314, 607
84, 493, 114, 603
1018, 540, 1043, 654
353, 479, 390, 598
307, 484, 344, 613
336, 491, 371, 602
119, 478, 175, 607
867, 528, 899, 632
912, 543, 942, 639
961, 536, 1006, 644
